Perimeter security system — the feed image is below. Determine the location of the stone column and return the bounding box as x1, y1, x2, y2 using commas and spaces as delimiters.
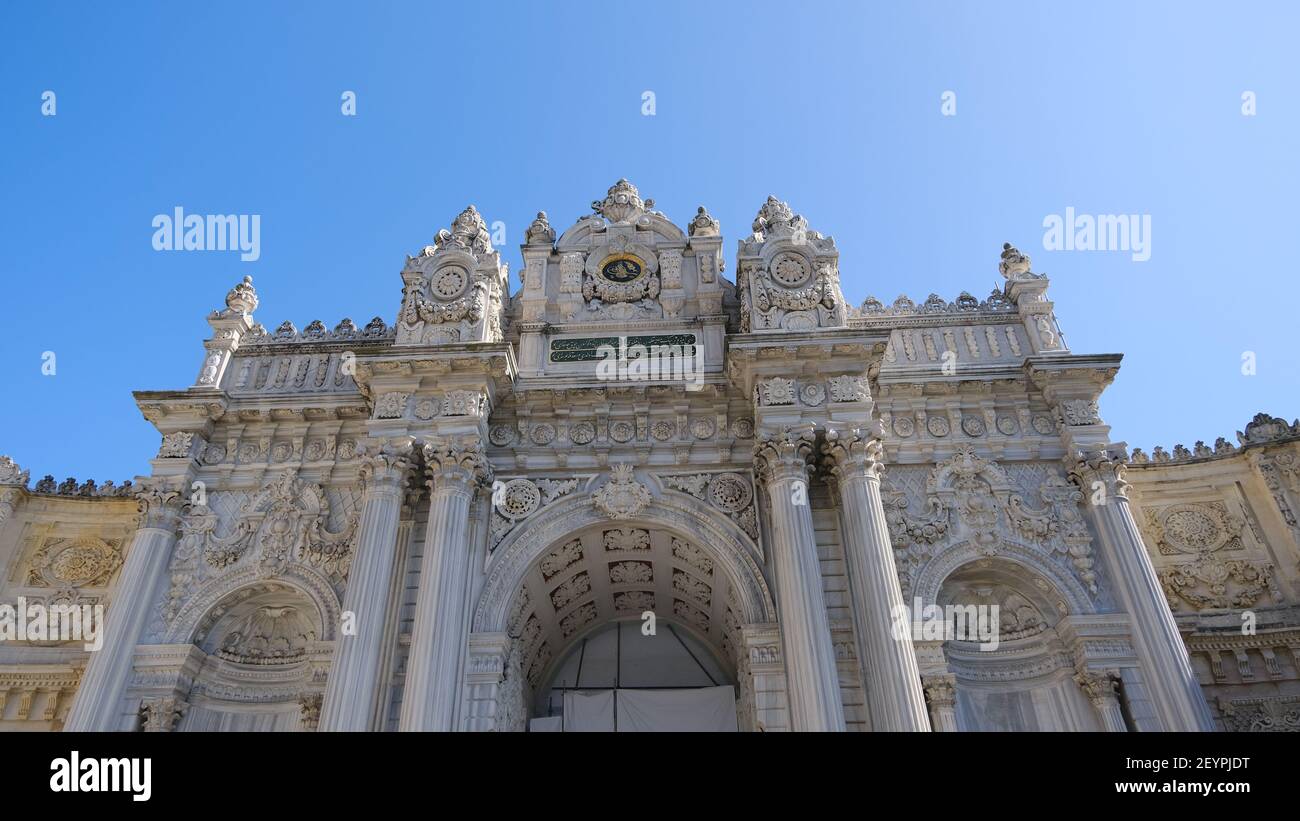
1068, 447, 1215, 731
754, 428, 845, 732
922, 675, 959, 732
398, 441, 490, 732
318, 438, 415, 731
822, 424, 931, 732
64, 480, 184, 731
1075, 668, 1127, 732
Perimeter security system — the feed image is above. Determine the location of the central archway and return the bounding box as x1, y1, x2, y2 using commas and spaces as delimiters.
470, 489, 779, 731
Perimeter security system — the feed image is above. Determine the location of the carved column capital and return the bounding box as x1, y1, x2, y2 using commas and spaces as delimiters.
358, 437, 417, 490
423, 439, 492, 493
1074, 667, 1121, 706
139, 695, 188, 732
922, 675, 957, 709
753, 426, 816, 484
1066, 446, 1131, 500
133, 478, 186, 531
820, 422, 886, 481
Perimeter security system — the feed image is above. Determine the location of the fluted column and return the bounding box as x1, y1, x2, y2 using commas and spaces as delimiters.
754, 428, 845, 732
922, 675, 959, 732
823, 424, 931, 732
64, 480, 184, 731
319, 438, 415, 731
398, 441, 490, 731
1076, 668, 1127, 732
1068, 447, 1215, 731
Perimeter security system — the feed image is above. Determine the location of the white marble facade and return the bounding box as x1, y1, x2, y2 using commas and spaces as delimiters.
1, 180, 1298, 732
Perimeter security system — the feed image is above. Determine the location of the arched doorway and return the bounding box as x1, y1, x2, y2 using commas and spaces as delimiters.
507, 524, 743, 732
532, 619, 737, 732
470, 488, 781, 732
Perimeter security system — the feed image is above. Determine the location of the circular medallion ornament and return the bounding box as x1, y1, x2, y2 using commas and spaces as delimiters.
927, 416, 951, 438
600, 254, 645, 284
1032, 415, 1055, 435
413, 399, 439, 420
770, 252, 812, 287
781, 311, 817, 331
800, 384, 826, 406
530, 424, 556, 445
47, 541, 119, 586
432, 265, 470, 299
893, 417, 915, 438
570, 422, 596, 445
708, 473, 753, 513
996, 416, 1019, 435
1162, 506, 1226, 553
202, 444, 226, 465
610, 420, 635, 443
305, 440, 326, 460
690, 418, 716, 440
496, 479, 541, 519
271, 442, 293, 462
489, 425, 515, 446
730, 418, 755, 439
651, 420, 676, 441
962, 416, 987, 437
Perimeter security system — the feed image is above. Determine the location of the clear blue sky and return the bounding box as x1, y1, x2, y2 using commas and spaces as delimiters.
1, 1, 1296, 483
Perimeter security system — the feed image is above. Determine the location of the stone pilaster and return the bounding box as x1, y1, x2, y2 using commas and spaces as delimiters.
1068, 447, 1215, 731
921, 675, 959, 732
1075, 668, 1127, 732
64, 480, 184, 731
398, 440, 491, 731
754, 427, 844, 731
299, 694, 323, 731
318, 437, 416, 731
821, 423, 931, 732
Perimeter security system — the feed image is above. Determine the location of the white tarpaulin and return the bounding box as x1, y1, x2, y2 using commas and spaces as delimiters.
557, 686, 737, 732
561, 689, 616, 732
614, 686, 738, 732
528, 716, 564, 733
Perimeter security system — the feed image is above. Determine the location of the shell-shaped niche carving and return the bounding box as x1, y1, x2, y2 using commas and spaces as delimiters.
198, 584, 324, 666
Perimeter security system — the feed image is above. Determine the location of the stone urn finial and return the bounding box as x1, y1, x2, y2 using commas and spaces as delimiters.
224, 275, 258, 315
689, 206, 720, 238
998, 242, 1033, 279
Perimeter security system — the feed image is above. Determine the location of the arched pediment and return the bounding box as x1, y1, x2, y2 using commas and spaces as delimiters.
911, 538, 1097, 617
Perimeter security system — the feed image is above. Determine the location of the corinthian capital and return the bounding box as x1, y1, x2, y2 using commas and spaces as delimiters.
423, 439, 492, 491
1074, 668, 1121, 707
820, 422, 886, 481
922, 675, 957, 709
133, 478, 185, 531
1066, 446, 1130, 501
358, 437, 416, 489
753, 427, 815, 484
